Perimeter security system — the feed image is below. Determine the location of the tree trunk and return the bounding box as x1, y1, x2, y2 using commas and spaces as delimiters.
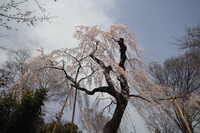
103, 94, 128, 133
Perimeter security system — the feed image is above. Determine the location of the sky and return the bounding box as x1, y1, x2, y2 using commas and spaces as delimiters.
1, 0, 200, 62
0, 0, 200, 132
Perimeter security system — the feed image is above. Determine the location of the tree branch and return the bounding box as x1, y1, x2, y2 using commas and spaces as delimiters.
75, 62, 81, 82
72, 84, 111, 96
97, 97, 117, 106
101, 98, 116, 115
193, 121, 200, 130
43, 66, 75, 84
129, 94, 184, 103
118, 38, 127, 70
78, 68, 99, 84
114, 38, 129, 97
192, 110, 200, 121
89, 53, 116, 97
129, 94, 150, 102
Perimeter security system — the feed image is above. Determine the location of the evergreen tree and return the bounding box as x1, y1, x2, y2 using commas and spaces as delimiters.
0, 88, 47, 133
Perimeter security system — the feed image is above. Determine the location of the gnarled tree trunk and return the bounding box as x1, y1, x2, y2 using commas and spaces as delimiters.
103, 94, 128, 133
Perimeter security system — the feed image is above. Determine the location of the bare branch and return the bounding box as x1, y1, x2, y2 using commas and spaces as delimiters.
129, 94, 183, 103
129, 94, 151, 102
78, 68, 99, 84
193, 121, 200, 130
72, 85, 110, 96
43, 66, 75, 84
0, 0, 54, 29
97, 97, 117, 105
102, 98, 116, 115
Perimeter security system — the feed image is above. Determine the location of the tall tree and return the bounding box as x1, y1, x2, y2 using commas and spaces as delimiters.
144, 53, 200, 133
175, 23, 200, 72
141, 24, 200, 133
1, 48, 32, 83
22, 24, 167, 133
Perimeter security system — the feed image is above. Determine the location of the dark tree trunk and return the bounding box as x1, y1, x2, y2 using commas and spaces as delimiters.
103, 94, 128, 133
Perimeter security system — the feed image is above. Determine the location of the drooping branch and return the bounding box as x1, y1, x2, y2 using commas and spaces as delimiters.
45, 65, 112, 96
43, 66, 75, 84
129, 94, 185, 103
162, 105, 181, 130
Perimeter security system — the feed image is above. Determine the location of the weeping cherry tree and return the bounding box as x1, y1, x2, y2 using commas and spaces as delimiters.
16, 24, 183, 133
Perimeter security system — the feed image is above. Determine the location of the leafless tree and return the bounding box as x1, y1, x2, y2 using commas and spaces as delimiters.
0, 48, 69, 102
174, 23, 200, 73
174, 23, 200, 55
144, 53, 200, 133
1, 48, 31, 83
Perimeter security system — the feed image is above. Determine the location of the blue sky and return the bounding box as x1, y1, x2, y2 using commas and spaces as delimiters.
0, 0, 200, 132
111, 0, 200, 62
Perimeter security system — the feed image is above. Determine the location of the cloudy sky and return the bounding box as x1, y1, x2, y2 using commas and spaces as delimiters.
1, 0, 199, 63
0, 0, 200, 132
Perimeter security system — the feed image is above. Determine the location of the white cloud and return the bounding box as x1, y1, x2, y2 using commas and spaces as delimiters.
1, 0, 115, 53
27, 0, 115, 52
